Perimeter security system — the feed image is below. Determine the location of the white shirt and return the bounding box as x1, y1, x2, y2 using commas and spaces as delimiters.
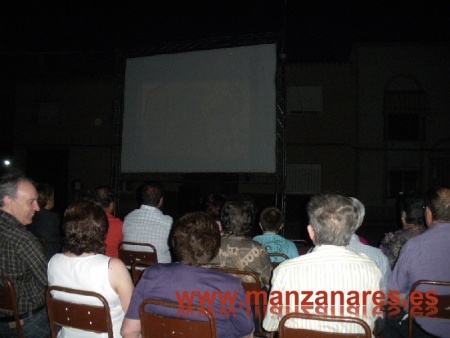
122, 205, 173, 263
263, 245, 382, 335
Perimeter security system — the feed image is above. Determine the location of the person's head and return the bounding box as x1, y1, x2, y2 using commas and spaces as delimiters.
220, 194, 257, 236
62, 200, 109, 256
259, 206, 284, 233
424, 186, 450, 226
350, 197, 365, 230
171, 211, 221, 266
36, 183, 55, 210
399, 192, 425, 227
0, 172, 39, 225
205, 193, 226, 220
138, 181, 163, 208
91, 185, 116, 213
307, 193, 356, 246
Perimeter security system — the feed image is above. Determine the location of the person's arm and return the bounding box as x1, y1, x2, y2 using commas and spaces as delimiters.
108, 258, 134, 313
121, 318, 141, 338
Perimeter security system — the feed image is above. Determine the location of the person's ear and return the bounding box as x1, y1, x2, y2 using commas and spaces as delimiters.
259, 222, 264, 232
425, 206, 433, 227
307, 225, 316, 244
157, 197, 164, 209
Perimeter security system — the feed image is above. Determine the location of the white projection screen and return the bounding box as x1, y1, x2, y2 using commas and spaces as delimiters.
121, 43, 277, 173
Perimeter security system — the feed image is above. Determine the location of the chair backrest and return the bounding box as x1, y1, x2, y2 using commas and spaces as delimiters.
292, 239, 311, 255
139, 299, 217, 338
118, 241, 158, 268
0, 275, 23, 338
35, 235, 48, 252
408, 280, 450, 338
279, 312, 371, 338
131, 261, 155, 286
269, 253, 289, 268
209, 267, 266, 333
46, 285, 114, 338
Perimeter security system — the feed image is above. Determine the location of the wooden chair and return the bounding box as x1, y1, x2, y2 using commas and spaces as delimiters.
408, 280, 450, 338
118, 241, 158, 268
210, 267, 271, 337
139, 299, 217, 338
46, 285, 114, 338
292, 239, 311, 255
279, 312, 371, 338
0, 275, 23, 338
131, 261, 155, 285
269, 253, 289, 268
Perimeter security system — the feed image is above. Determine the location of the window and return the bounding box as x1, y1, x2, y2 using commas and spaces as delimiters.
388, 170, 419, 198
383, 75, 428, 141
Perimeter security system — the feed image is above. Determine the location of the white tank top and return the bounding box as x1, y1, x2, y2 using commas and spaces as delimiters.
48, 254, 124, 338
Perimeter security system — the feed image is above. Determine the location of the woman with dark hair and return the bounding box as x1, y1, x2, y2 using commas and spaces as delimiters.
209, 195, 272, 289
121, 212, 254, 338
48, 200, 134, 337
379, 192, 426, 268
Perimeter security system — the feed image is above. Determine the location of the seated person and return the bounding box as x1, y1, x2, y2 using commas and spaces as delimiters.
90, 185, 123, 258
253, 206, 299, 262
27, 183, 61, 260
48, 200, 134, 337
379, 191, 426, 268
121, 212, 254, 338
209, 195, 272, 289
263, 193, 382, 334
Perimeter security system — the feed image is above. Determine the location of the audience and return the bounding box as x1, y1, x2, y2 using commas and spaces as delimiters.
386, 186, 450, 338
253, 206, 299, 262
379, 192, 426, 268
263, 193, 382, 334
123, 181, 173, 263
27, 183, 61, 260
348, 197, 391, 294
0, 172, 50, 337
209, 194, 272, 288
205, 192, 226, 235
91, 185, 123, 258
121, 212, 254, 338
48, 200, 134, 337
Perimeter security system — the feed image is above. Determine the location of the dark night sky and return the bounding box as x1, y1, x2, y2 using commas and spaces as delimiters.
1, 0, 450, 61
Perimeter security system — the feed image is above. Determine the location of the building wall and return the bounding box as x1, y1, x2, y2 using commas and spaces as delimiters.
354, 43, 450, 222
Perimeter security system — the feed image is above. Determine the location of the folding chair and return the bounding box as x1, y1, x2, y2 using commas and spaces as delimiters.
131, 261, 155, 286
408, 280, 450, 338
292, 239, 311, 255
118, 241, 158, 268
279, 312, 371, 338
210, 267, 271, 337
139, 299, 217, 338
46, 285, 114, 338
268, 253, 289, 268
0, 275, 23, 338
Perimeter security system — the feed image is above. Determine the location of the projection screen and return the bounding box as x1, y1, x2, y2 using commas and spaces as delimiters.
121, 43, 277, 173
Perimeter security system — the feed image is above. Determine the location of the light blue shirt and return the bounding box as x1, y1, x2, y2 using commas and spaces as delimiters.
253, 232, 299, 262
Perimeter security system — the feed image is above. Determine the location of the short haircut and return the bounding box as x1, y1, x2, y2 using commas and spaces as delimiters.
399, 192, 425, 226
350, 197, 365, 230
0, 171, 34, 207
260, 207, 284, 232
62, 200, 109, 256
220, 194, 257, 236
307, 193, 356, 246
36, 183, 54, 209
91, 185, 115, 209
171, 212, 221, 266
425, 186, 450, 223
138, 181, 163, 207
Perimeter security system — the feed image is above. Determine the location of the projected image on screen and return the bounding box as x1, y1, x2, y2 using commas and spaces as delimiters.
121, 43, 277, 173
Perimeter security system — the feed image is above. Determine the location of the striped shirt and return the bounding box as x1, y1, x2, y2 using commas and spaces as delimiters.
263, 245, 382, 335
